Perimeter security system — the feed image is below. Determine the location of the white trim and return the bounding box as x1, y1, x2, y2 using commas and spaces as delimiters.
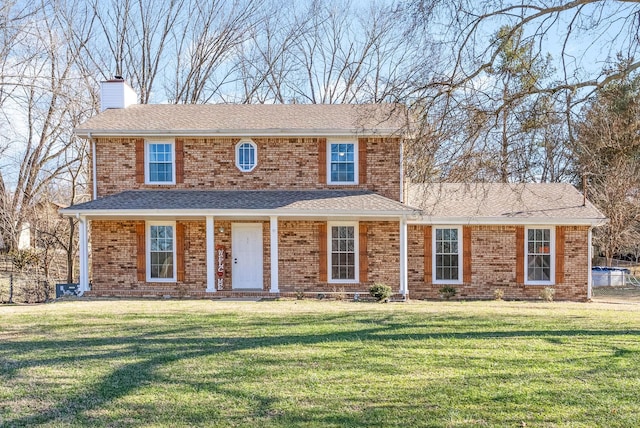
60, 208, 412, 218
235, 139, 258, 172
432, 226, 463, 285
206, 216, 216, 292
146, 221, 177, 282
76, 129, 401, 138
407, 217, 607, 227
400, 217, 408, 297
524, 226, 555, 286
270, 216, 279, 293
327, 221, 359, 284
78, 216, 89, 292
327, 140, 358, 185
145, 140, 176, 185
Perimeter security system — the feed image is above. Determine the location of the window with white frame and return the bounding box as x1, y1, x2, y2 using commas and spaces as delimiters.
433, 227, 462, 283
329, 222, 358, 282
146, 141, 175, 184
526, 227, 554, 284
235, 140, 257, 172
147, 222, 176, 281
328, 141, 357, 184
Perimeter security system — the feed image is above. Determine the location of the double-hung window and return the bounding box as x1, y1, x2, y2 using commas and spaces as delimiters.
433, 226, 462, 284
147, 222, 176, 281
526, 227, 554, 284
328, 222, 358, 282
146, 141, 175, 184
328, 141, 357, 184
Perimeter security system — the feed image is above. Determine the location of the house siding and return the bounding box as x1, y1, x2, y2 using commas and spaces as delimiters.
408, 225, 590, 301
95, 136, 401, 200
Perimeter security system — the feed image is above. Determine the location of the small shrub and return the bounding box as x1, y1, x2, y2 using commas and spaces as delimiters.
295, 290, 305, 300
439, 285, 457, 300
540, 287, 555, 302
369, 283, 392, 302
493, 288, 504, 300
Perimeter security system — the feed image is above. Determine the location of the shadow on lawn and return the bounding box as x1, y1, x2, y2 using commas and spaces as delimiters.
2, 315, 639, 426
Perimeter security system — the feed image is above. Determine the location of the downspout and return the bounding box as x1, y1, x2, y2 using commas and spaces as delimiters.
587, 226, 593, 301
88, 132, 97, 200
399, 140, 404, 203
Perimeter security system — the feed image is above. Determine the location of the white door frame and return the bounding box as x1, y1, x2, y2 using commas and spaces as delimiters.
231, 223, 264, 289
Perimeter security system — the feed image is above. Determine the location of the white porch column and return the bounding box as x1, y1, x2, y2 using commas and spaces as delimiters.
78, 216, 89, 293
270, 216, 279, 293
399, 216, 408, 298
587, 227, 593, 300
206, 215, 216, 292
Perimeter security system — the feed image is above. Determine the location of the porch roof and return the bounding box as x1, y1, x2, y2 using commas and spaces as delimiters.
60, 189, 418, 218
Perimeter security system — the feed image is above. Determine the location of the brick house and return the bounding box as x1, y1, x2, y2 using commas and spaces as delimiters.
61, 79, 605, 300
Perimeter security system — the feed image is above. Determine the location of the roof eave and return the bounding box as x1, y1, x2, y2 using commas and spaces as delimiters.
407, 216, 608, 227
59, 208, 414, 218
74, 128, 404, 139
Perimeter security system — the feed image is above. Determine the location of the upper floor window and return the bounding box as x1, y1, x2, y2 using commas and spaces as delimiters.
328, 141, 358, 184
236, 140, 257, 172
146, 141, 175, 184
433, 226, 462, 284
526, 227, 554, 284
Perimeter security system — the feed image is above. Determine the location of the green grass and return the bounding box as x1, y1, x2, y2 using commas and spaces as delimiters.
1, 299, 639, 427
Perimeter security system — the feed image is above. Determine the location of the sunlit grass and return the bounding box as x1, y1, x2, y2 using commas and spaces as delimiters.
1, 299, 639, 427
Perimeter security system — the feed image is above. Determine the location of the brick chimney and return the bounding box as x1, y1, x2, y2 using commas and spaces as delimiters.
100, 77, 137, 111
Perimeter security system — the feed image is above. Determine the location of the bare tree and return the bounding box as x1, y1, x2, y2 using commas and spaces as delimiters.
0, 0, 93, 254
404, 0, 640, 183
574, 67, 640, 265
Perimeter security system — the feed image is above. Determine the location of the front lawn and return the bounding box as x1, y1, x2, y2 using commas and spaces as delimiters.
1, 299, 639, 427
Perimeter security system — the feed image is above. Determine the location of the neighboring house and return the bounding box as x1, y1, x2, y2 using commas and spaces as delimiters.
61, 79, 606, 300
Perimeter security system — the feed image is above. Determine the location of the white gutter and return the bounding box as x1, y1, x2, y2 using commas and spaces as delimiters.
74, 128, 402, 139
407, 216, 608, 227
59, 208, 416, 218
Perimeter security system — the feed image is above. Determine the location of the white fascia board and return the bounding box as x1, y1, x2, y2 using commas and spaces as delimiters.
407, 216, 608, 227
74, 128, 402, 139
59, 208, 411, 218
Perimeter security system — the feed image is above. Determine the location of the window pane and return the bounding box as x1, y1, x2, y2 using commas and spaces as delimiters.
330, 225, 356, 280
148, 143, 173, 182
329, 143, 356, 182
526, 228, 552, 281
150, 225, 174, 279
434, 228, 460, 281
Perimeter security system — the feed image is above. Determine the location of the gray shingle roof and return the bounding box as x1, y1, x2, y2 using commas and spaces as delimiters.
62, 189, 417, 216
406, 183, 607, 225
76, 104, 406, 137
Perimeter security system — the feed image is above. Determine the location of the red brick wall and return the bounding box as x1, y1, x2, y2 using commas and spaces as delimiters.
89, 219, 401, 296
408, 225, 590, 301
94, 136, 401, 200
277, 220, 400, 293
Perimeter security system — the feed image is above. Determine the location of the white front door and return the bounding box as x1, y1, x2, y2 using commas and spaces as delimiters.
232, 223, 264, 289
